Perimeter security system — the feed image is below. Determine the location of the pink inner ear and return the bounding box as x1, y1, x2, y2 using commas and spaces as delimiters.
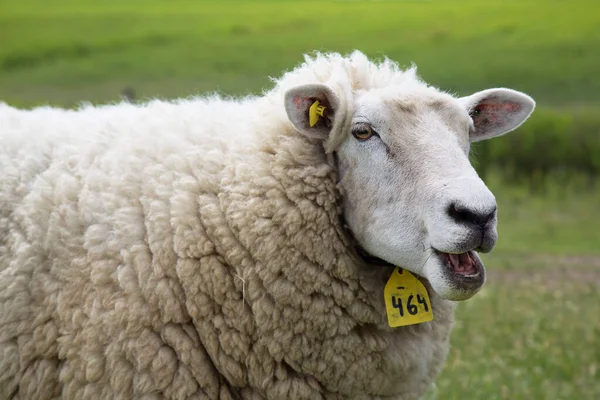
472, 98, 522, 128
292, 95, 304, 108
293, 95, 313, 111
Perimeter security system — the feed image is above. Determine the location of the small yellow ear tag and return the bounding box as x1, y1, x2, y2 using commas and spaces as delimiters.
309, 100, 326, 127
384, 268, 434, 327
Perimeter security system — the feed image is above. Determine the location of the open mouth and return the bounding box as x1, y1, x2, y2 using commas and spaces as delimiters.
436, 250, 482, 277
428, 248, 486, 300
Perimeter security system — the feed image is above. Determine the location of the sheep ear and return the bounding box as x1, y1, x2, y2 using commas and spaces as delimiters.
460, 88, 535, 142
284, 83, 340, 139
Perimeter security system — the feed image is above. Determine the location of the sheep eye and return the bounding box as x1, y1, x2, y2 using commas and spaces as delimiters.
352, 125, 375, 141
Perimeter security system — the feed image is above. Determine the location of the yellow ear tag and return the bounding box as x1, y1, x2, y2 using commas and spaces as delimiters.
384, 268, 434, 327
309, 100, 326, 127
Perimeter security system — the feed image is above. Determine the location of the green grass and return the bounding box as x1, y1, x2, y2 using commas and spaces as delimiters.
472, 108, 600, 185
1, 0, 599, 107
1, 1, 599, 398
483, 175, 600, 256
432, 271, 600, 400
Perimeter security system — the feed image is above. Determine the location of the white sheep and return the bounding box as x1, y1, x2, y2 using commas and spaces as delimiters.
0, 51, 534, 399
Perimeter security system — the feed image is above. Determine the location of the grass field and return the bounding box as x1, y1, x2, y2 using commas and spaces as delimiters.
1, 0, 600, 107
1, 1, 599, 398
433, 266, 600, 399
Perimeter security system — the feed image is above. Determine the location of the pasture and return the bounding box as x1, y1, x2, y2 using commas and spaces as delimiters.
1, 0, 599, 398
1, 0, 599, 107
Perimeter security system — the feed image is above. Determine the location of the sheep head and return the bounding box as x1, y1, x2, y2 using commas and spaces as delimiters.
284, 71, 534, 301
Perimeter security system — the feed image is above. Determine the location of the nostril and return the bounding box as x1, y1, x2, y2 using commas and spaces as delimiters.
447, 203, 496, 227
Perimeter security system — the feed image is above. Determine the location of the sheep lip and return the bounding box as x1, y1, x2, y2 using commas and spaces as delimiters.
435, 249, 483, 278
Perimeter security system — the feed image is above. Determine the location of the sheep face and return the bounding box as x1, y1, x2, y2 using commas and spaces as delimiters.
284, 83, 534, 301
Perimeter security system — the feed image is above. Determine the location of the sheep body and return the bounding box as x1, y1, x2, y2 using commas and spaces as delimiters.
0, 52, 455, 399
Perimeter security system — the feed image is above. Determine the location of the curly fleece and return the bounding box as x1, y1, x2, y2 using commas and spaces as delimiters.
0, 51, 455, 399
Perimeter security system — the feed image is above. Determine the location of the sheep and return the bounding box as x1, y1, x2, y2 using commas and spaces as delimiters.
0, 51, 534, 399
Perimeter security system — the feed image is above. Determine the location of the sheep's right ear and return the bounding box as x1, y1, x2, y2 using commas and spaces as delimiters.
284, 83, 340, 139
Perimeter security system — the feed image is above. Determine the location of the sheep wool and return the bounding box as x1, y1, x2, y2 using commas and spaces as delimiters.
0, 51, 455, 400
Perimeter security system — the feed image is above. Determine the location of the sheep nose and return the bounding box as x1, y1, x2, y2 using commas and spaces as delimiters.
447, 202, 496, 227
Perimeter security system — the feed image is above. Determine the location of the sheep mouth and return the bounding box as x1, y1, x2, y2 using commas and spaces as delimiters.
436, 250, 482, 277
431, 249, 486, 299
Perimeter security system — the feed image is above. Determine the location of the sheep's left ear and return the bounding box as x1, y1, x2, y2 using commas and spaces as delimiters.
459, 88, 535, 142
284, 83, 340, 139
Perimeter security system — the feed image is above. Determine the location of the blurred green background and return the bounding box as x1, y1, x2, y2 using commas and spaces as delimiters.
1, 0, 599, 398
